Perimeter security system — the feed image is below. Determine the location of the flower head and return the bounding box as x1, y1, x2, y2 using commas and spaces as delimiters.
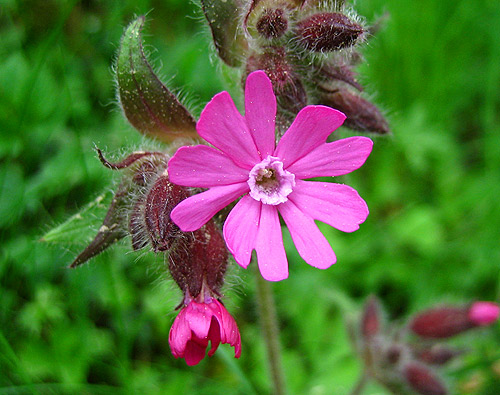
168, 70, 372, 281
468, 301, 500, 326
169, 297, 241, 366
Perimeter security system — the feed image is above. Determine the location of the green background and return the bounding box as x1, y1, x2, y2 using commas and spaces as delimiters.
1, 0, 500, 393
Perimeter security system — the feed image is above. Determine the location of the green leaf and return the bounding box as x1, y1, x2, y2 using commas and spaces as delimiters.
116, 16, 197, 143
201, 0, 248, 67
41, 190, 114, 246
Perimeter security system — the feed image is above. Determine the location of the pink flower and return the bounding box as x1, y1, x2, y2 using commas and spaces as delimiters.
168, 70, 372, 281
468, 301, 500, 326
169, 298, 241, 366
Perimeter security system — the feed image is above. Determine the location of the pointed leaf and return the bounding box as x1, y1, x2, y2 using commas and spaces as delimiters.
41, 190, 114, 245
69, 185, 130, 267
202, 0, 248, 67
116, 17, 197, 142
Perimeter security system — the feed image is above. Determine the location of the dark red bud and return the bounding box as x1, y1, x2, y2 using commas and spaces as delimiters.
361, 295, 381, 338
296, 13, 363, 52
409, 306, 474, 339
129, 198, 148, 251
144, 173, 190, 252
256, 8, 288, 39
168, 220, 228, 298
319, 89, 389, 134
319, 62, 363, 91
415, 345, 461, 366
404, 363, 447, 395
246, 49, 307, 115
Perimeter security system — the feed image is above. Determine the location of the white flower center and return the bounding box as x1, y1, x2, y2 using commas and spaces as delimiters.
248, 156, 295, 205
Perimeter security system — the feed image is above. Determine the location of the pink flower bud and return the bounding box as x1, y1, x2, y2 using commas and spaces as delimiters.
295, 12, 363, 52
169, 298, 241, 366
468, 301, 500, 326
404, 362, 447, 395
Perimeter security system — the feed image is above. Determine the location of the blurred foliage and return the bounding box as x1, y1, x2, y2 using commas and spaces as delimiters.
1, 0, 500, 394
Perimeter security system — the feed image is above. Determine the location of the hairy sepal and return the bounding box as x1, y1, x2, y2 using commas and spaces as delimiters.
116, 17, 197, 142
201, 0, 248, 67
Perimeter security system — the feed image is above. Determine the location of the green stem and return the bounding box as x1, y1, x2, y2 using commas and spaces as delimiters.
254, 265, 287, 395
350, 370, 369, 395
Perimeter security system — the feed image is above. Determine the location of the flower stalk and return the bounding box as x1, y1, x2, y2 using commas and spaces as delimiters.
254, 264, 287, 395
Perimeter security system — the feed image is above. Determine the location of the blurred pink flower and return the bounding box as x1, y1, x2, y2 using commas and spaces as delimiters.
168, 70, 372, 281
468, 301, 500, 326
169, 298, 241, 366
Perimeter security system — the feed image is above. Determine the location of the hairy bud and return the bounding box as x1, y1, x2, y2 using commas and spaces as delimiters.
295, 13, 363, 52
246, 48, 307, 115
116, 17, 198, 142
409, 306, 473, 339
144, 173, 190, 252
256, 8, 288, 39
168, 220, 228, 298
404, 363, 447, 395
320, 89, 389, 134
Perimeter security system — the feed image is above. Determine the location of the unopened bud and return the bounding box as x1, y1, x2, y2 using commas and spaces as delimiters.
129, 198, 148, 251
246, 49, 307, 114
404, 363, 447, 395
468, 301, 500, 326
168, 220, 228, 298
295, 13, 363, 52
256, 8, 288, 39
144, 173, 190, 252
361, 295, 381, 338
320, 89, 389, 134
318, 61, 363, 91
415, 345, 460, 366
409, 306, 473, 339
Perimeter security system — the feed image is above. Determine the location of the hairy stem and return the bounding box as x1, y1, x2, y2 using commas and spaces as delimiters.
254, 265, 287, 395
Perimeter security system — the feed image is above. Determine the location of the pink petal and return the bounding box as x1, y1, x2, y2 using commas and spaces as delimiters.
289, 180, 369, 233
171, 183, 249, 232
279, 200, 336, 269
169, 309, 190, 356
287, 136, 373, 178
185, 303, 212, 339
245, 71, 276, 158
168, 145, 249, 187
184, 339, 208, 366
274, 106, 346, 168
223, 196, 261, 269
211, 300, 242, 358
197, 91, 260, 169
255, 205, 288, 281
207, 317, 222, 357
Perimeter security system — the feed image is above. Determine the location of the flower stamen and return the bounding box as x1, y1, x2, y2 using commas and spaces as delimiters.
248, 155, 295, 205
